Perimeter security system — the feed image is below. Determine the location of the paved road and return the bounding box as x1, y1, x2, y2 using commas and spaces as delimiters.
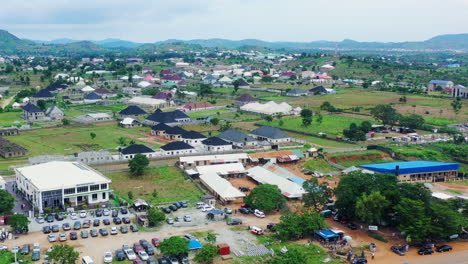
5, 181, 32, 216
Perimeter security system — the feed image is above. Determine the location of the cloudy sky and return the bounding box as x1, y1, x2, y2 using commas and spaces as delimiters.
1, 0, 467, 42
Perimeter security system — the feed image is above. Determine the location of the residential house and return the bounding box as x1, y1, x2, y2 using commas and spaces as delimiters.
181, 102, 215, 112
161, 75, 183, 83
94, 88, 116, 99
182, 131, 207, 147
250, 126, 291, 144
83, 92, 102, 103
119, 118, 142, 128
235, 94, 258, 107
160, 141, 195, 156
279, 72, 296, 80
451, 84, 467, 99
0, 127, 19, 136
85, 113, 112, 122
22, 103, 47, 121
428, 80, 454, 92
122, 87, 142, 96
152, 91, 174, 100
218, 76, 233, 85
44, 105, 64, 120
237, 79, 250, 88
202, 137, 233, 152
151, 123, 187, 140
286, 88, 308, 97
145, 109, 191, 126
119, 105, 147, 118
309, 86, 336, 95
81, 86, 95, 93
120, 144, 156, 160
217, 129, 258, 148
32, 89, 55, 103
0, 137, 29, 158
301, 71, 316, 79
203, 75, 217, 84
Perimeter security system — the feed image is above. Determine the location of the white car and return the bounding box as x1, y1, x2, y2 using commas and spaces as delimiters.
70, 213, 78, 220
47, 234, 56, 242
0, 245, 8, 251
183, 215, 191, 222
196, 202, 204, 209
254, 209, 265, 218
103, 209, 110, 216
201, 204, 214, 212
36, 217, 45, 224
79, 210, 87, 218
110, 227, 118, 235
59, 233, 67, 242
125, 249, 137, 260
138, 251, 149, 261
104, 251, 113, 263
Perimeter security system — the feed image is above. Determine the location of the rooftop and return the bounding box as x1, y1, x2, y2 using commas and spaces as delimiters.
359, 161, 460, 175
121, 144, 155, 155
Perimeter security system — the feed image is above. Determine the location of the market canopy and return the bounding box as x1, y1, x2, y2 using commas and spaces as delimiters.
315, 230, 339, 239
188, 239, 203, 250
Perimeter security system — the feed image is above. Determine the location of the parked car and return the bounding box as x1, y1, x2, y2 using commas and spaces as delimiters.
81, 230, 89, 238
157, 257, 170, 264
47, 234, 56, 242
180, 201, 188, 208
70, 232, 78, 240
227, 218, 242, 225
104, 252, 113, 263
82, 220, 91, 228
346, 223, 358, 230
250, 226, 264, 236
239, 208, 250, 214
147, 258, 156, 264
183, 215, 191, 222
115, 249, 126, 261
51, 225, 59, 233
145, 246, 154, 256
351, 257, 367, 264
95, 209, 103, 217
175, 216, 181, 222
161, 207, 171, 214
183, 234, 197, 241
125, 248, 137, 261
166, 218, 174, 224
103, 219, 110, 225
168, 256, 179, 264
20, 244, 30, 255
70, 213, 78, 220
99, 228, 109, 236
390, 246, 406, 256
123, 217, 131, 224
120, 225, 128, 233
59, 233, 67, 242
103, 209, 110, 216
36, 217, 45, 224
130, 224, 139, 232
173, 202, 182, 208
111, 227, 118, 235
31, 250, 40, 261
46, 214, 54, 223
254, 209, 265, 218
151, 238, 160, 247
112, 210, 119, 217
178, 254, 189, 264
168, 205, 177, 212
73, 221, 81, 230
133, 243, 144, 253
139, 239, 150, 248
55, 213, 64, 221
134, 260, 144, 264
79, 210, 87, 218
90, 229, 98, 237
138, 251, 149, 261
418, 248, 434, 255
201, 204, 214, 212
113, 217, 122, 225
93, 219, 100, 227
62, 223, 71, 231
224, 208, 232, 214
121, 208, 128, 214
436, 245, 452, 252
196, 202, 204, 209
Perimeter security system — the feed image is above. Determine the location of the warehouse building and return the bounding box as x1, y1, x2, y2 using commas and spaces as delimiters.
15, 161, 112, 212
360, 161, 460, 182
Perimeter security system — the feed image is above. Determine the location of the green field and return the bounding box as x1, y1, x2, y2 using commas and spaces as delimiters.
328, 149, 393, 167
67, 103, 128, 113
105, 166, 203, 203
259, 115, 377, 138
302, 158, 337, 172
5, 123, 153, 157
0, 111, 25, 127
219, 111, 263, 121
260, 96, 291, 100
187, 108, 231, 118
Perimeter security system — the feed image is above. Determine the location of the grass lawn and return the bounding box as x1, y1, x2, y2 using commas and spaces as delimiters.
105, 166, 203, 203
302, 158, 337, 172
328, 149, 393, 167
219, 111, 263, 122
260, 96, 291, 100
187, 108, 231, 118
6, 123, 151, 156
68, 103, 128, 113
285, 131, 356, 149
0, 111, 25, 127
259, 115, 377, 138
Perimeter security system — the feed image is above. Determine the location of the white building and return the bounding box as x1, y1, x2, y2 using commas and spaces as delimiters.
15, 161, 111, 212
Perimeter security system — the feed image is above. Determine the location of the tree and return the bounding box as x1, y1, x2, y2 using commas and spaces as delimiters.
273, 212, 327, 241
159, 236, 189, 256
232, 80, 240, 93
90, 132, 96, 140
127, 191, 134, 200
360, 121, 372, 133
355, 191, 390, 225
128, 154, 150, 176
267, 248, 307, 264
147, 207, 165, 226
263, 115, 273, 122
152, 189, 158, 199
300, 109, 313, 119
61, 118, 71, 126
206, 232, 217, 244
245, 184, 286, 211
117, 137, 127, 146
399, 114, 425, 129
451, 96, 462, 114
316, 114, 323, 125
36, 100, 47, 110
0, 190, 14, 214
427, 200, 464, 241
302, 178, 333, 211
48, 245, 79, 264
370, 104, 400, 126
302, 117, 312, 127
199, 84, 213, 96
209, 117, 220, 126
394, 198, 431, 242
8, 214, 30, 232
193, 244, 218, 264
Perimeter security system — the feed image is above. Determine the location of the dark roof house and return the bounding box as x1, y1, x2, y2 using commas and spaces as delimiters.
237, 94, 257, 102
146, 109, 190, 124
33, 89, 54, 99
120, 144, 155, 155
119, 105, 147, 116
217, 129, 256, 143
202, 137, 231, 146
161, 141, 194, 151
182, 131, 207, 139
250, 126, 290, 139
84, 92, 102, 100
23, 103, 43, 113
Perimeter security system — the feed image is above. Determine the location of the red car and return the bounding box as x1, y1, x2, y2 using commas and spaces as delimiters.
151, 238, 160, 246
133, 260, 143, 264
133, 243, 144, 253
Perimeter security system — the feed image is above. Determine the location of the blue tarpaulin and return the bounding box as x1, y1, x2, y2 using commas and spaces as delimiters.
189, 239, 203, 250
289, 175, 306, 186
360, 161, 459, 175
315, 230, 339, 239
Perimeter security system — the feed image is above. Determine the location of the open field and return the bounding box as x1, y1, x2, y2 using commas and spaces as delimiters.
219, 111, 263, 122
104, 166, 203, 203
302, 158, 337, 172
4, 123, 152, 157
327, 149, 393, 167
67, 102, 128, 113
259, 115, 378, 138
0, 110, 24, 127
187, 108, 231, 118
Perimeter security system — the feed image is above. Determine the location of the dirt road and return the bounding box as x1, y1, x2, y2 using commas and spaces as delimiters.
1, 94, 16, 108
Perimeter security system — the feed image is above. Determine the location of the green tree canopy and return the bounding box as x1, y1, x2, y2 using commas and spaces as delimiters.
399, 114, 425, 129
370, 104, 400, 126
128, 153, 150, 176
147, 207, 166, 226
245, 184, 286, 211
355, 191, 390, 225
193, 244, 218, 264
394, 198, 431, 242
8, 214, 30, 232
48, 245, 79, 264
267, 248, 307, 264
159, 236, 189, 256
273, 212, 328, 241
209, 117, 220, 126
451, 96, 463, 114
302, 178, 333, 211
0, 190, 14, 214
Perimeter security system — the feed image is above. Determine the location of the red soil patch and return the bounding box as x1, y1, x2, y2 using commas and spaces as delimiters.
327, 153, 391, 164
437, 182, 468, 190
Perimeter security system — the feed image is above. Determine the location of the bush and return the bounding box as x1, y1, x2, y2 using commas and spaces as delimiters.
367, 231, 388, 242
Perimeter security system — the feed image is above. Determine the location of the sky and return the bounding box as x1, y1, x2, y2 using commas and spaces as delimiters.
1, 0, 467, 43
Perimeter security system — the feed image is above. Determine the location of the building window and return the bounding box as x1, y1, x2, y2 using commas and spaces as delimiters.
102, 193, 106, 199
77, 186, 89, 193
90, 184, 99, 191
92, 194, 98, 201
100, 184, 107, 190
64, 188, 75, 195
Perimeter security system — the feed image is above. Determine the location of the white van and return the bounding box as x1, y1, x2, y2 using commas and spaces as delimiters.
82, 256, 94, 264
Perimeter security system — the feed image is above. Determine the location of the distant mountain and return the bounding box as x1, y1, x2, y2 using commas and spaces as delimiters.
2, 29, 467, 55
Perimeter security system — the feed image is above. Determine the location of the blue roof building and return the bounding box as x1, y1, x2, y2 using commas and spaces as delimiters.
359, 161, 460, 182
